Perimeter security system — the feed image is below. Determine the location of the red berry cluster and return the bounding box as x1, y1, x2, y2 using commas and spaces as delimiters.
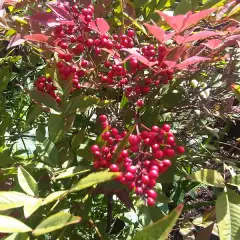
91, 115, 185, 206
34, 76, 60, 103
46, 2, 175, 104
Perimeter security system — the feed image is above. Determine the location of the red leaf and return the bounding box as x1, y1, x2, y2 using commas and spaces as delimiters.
182, 31, 220, 43
29, 11, 59, 26
182, 9, 215, 31
122, 48, 157, 67
157, 9, 215, 33
202, 39, 222, 49
176, 56, 210, 69
144, 23, 165, 43
7, 33, 25, 49
24, 34, 49, 43
175, 35, 185, 44
47, 2, 72, 20
96, 18, 110, 35
156, 11, 185, 32
163, 61, 177, 69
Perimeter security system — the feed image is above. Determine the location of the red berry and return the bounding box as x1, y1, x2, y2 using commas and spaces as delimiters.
149, 169, 159, 179
152, 143, 160, 151
93, 161, 100, 169
99, 115, 107, 122
147, 189, 157, 199
164, 148, 175, 157
147, 197, 155, 206
91, 145, 100, 153
128, 134, 140, 145
127, 165, 137, 174
154, 150, 163, 159
141, 131, 149, 139
109, 164, 119, 172
135, 187, 143, 195
127, 29, 135, 37
141, 175, 149, 184
162, 159, 171, 167
151, 126, 159, 132
136, 99, 144, 107
177, 146, 185, 154
111, 128, 118, 136
166, 136, 175, 146
86, 38, 94, 47
162, 124, 171, 132
120, 150, 129, 158
125, 172, 134, 181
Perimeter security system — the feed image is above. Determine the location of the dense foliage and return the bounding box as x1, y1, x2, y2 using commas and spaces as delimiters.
0, 0, 240, 239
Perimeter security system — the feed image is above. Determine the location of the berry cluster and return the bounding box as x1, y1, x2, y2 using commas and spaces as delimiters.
44, 2, 175, 104
91, 115, 185, 206
34, 76, 60, 103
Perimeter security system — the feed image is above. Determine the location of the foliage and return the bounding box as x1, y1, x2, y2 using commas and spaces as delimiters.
0, 0, 240, 239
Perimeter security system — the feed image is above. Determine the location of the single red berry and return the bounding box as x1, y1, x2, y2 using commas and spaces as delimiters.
127, 165, 137, 174
154, 150, 163, 159
147, 197, 155, 206
135, 187, 143, 195
147, 189, 157, 199
141, 131, 149, 139
91, 145, 100, 153
141, 175, 149, 184
177, 146, 185, 154
166, 136, 175, 146
86, 38, 94, 47
109, 164, 119, 172
162, 159, 171, 167
162, 124, 171, 132
125, 172, 134, 181
164, 148, 175, 157
137, 99, 144, 107
152, 143, 160, 151
148, 179, 156, 188
128, 134, 140, 145
93, 161, 100, 169
99, 115, 107, 122
111, 128, 118, 136
151, 126, 160, 132
120, 150, 129, 158
127, 29, 135, 37
148, 169, 159, 179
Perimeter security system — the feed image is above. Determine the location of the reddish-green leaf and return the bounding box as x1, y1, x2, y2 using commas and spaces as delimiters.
182, 31, 219, 43
176, 56, 210, 69
24, 34, 49, 43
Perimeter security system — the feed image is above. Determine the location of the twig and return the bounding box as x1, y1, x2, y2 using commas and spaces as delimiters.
106, 194, 113, 233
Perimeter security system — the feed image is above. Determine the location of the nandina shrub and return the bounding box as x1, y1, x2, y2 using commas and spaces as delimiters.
0, 0, 240, 239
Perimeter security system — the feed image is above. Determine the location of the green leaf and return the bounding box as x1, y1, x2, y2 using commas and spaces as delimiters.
32, 212, 81, 236
0, 191, 33, 211
0, 215, 32, 233
17, 166, 38, 197
26, 104, 43, 125
42, 191, 68, 206
174, 0, 193, 15
64, 95, 99, 114
55, 166, 90, 180
29, 89, 60, 112
23, 198, 42, 218
216, 188, 240, 240
227, 174, 240, 187
48, 114, 75, 142
187, 169, 225, 188
0, 66, 10, 93
69, 171, 120, 193
36, 136, 59, 167
71, 129, 85, 149
4, 233, 30, 240
132, 204, 184, 240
